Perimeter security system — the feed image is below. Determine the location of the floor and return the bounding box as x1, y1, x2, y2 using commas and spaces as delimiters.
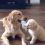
0, 5, 45, 45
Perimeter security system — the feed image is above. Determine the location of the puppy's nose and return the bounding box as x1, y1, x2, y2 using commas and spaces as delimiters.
24, 18, 27, 21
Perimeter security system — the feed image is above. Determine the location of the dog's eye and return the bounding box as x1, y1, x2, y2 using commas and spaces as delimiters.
18, 13, 21, 15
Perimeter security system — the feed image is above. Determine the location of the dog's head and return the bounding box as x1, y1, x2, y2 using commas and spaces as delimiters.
8, 10, 27, 23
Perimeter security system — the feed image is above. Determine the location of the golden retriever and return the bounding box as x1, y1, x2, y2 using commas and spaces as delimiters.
20, 19, 45, 44
0, 10, 28, 45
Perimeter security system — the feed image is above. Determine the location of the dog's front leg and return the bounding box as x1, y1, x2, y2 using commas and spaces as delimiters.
21, 37, 26, 45
30, 35, 36, 44
28, 29, 37, 44
1, 31, 10, 45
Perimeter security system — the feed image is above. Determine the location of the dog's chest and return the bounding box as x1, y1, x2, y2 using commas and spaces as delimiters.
21, 27, 31, 39
21, 21, 31, 39
6, 23, 15, 34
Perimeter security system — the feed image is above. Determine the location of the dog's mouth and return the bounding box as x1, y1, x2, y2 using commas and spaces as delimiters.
18, 20, 21, 23
18, 18, 27, 23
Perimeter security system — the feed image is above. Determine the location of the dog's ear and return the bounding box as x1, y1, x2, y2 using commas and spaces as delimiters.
7, 15, 13, 22
32, 21, 38, 30
34, 24, 37, 29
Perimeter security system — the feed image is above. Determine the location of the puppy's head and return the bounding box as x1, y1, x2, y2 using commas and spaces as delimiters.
8, 10, 27, 23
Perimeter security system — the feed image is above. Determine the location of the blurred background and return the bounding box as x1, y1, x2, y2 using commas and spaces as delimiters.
0, 0, 45, 45
0, 0, 40, 9
0, 0, 45, 9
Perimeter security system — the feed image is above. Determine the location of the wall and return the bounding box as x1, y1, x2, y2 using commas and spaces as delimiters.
30, 0, 40, 4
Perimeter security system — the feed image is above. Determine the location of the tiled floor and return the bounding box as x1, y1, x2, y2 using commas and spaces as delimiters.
0, 5, 45, 45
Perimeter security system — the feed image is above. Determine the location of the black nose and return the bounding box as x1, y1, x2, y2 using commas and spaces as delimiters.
24, 18, 27, 21
18, 20, 21, 23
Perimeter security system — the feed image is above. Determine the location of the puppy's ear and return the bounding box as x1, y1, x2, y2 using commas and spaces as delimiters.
34, 24, 37, 29
33, 23, 37, 30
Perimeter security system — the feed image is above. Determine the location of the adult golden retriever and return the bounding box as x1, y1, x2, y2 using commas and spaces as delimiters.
1, 10, 28, 45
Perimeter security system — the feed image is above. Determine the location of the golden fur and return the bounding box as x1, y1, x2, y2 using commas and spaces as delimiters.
20, 19, 45, 44
1, 10, 28, 45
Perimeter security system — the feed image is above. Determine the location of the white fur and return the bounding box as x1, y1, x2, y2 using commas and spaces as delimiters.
21, 20, 36, 44
28, 29, 36, 44
21, 21, 27, 31
21, 19, 37, 44
22, 38, 26, 45
21, 19, 45, 44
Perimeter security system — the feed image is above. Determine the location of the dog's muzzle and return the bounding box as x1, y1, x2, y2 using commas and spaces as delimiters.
18, 17, 27, 23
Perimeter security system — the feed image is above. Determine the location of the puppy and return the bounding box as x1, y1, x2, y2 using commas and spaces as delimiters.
20, 19, 45, 44
1, 10, 27, 45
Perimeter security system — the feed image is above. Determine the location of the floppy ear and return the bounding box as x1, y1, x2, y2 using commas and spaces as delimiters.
31, 21, 38, 30
8, 12, 14, 19
33, 23, 37, 29
7, 15, 13, 22
3, 17, 7, 27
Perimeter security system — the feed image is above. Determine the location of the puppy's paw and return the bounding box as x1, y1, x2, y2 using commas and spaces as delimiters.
22, 43, 26, 45
30, 41, 34, 44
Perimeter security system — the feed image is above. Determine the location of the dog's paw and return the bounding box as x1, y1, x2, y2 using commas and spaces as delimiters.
3, 42, 10, 45
22, 43, 26, 45
5, 43, 10, 45
30, 41, 34, 44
